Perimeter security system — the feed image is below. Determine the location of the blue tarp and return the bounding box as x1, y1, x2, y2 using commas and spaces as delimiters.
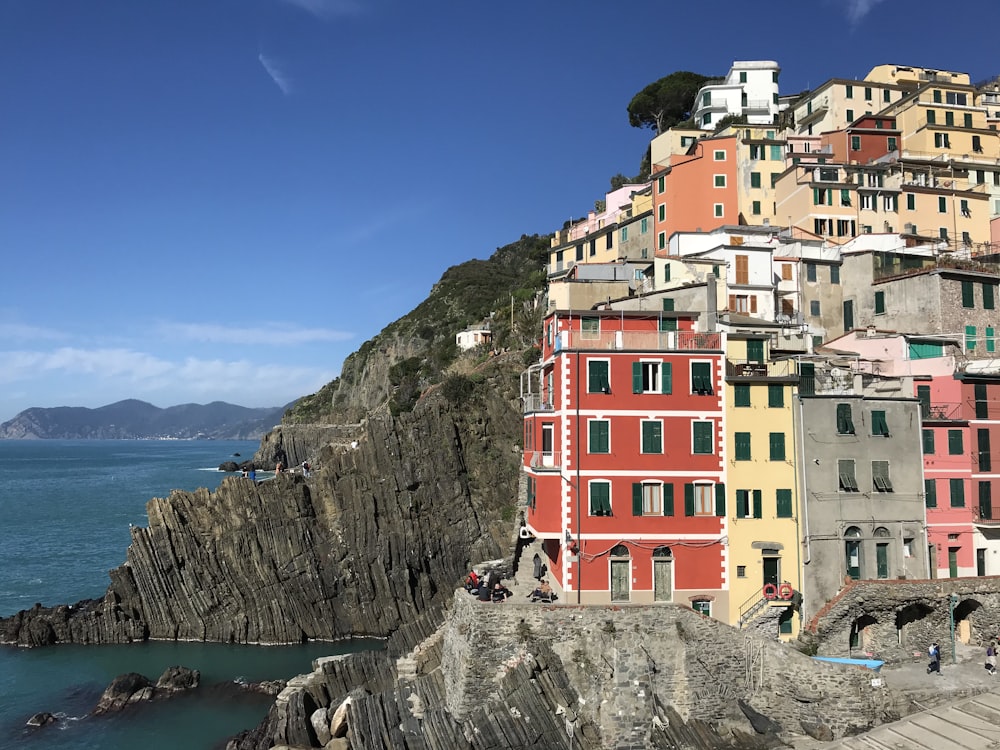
812, 656, 884, 672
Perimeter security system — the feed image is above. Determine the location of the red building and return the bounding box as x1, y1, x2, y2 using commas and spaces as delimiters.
521, 309, 727, 608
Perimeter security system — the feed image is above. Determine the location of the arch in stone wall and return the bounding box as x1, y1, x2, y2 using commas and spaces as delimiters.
849, 614, 878, 652
954, 598, 984, 645
894, 602, 933, 648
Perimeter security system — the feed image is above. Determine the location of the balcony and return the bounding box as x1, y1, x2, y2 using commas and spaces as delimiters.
726, 359, 795, 379
920, 402, 965, 421
743, 99, 772, 114
525, 451, 563, 471
522, 394, 554, 414
974, 506, 1000, 525
556, 330, 722, 353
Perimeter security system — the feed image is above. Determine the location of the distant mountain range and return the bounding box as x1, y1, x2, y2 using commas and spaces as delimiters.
0, 399, 288, 440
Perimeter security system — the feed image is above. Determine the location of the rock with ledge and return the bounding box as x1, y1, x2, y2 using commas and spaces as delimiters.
26, 712, 57, 727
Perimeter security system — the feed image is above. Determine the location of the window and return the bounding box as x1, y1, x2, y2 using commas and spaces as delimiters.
872, 460, 893, 492
830, 265, 840, 284
714, 150, 726, 161
839, 459, 859, 492
906, 193, 915, 211
926, 478, 937, 508
844, 299, 855, 330
962, 281, 975, 308
934, 132, 951, 148
810, 300, 820, 316
739, 71, 747, 83
846, 84, 853, 98
641, 420, 663, 454
640, 217, 648, 233
887, 136, 897, 152
750, 172, 761, 188
967, 325, 977, 351
851, 135, 861, 151
781, 263, 792, 280
980, 482, 992, 521
846, 109, 854, 123
948, 429, 964, 455
735, 254, 749, 285
634, 482, 663, 516
752, 200, 761, 215
576, 244, 584, 261
691, 599, 711, 617
883, 89, 891, 103
620, 227, 628, 242
984, 284, 995, 310
927, 109, 936, 124
874, 290, 885, 315
633, 361, 671, 394
713, 203, 724, 218
714, 174, 726, 188
836, 403, 855, 434
736, 489, 762, 519
973, 135, 983, 152
587, 360, 610, 393
702, 113, 712, 126
769, 432, 786, 461
864, 86, 872, 100
923, 429, 935, 454
940, 227, 949, 241
692, 421, 714, 454
976, 384, 989, 419
768, 384, 784, 408
658, 204, 665, 222
951, 478, 966, 508
657, 176, 665, 193
776, 489, 793, 518
945, 111, 955, 127
735, 384, 751, 407
979, 428, 992, 472
588, 420, 610, 454
691, 362, 713, 394
806, 263, 817, 282
840, 189, 851, 207
735, 432, 752, 461
989, 327, 997, 354
589, 481, 611, 516
684, 483, 716, 516
770, 145, 782, 160
658, 232, 666, 250
581, 317, 599, 339
871, 410, 889, 436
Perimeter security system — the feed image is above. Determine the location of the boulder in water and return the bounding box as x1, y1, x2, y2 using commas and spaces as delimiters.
156, 665, 200, 692
26, 712, 57, 727
94, 672, 154, 714
219, 461, 239, 472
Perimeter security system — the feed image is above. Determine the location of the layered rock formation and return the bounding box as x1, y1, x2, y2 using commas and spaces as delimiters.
0, 355, 524, 648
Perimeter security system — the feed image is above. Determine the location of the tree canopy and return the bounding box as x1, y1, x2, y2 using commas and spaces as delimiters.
627, 71, 713, 134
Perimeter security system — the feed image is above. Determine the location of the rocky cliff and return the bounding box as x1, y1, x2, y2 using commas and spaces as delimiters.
0, 355, 524, 648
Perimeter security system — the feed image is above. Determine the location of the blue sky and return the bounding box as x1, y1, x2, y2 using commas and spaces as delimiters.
1, 0, 998, 422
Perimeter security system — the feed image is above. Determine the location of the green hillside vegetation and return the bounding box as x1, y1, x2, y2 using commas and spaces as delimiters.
285, 233, 551, 424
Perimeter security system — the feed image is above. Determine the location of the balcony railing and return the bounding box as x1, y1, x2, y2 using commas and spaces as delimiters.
920, 402, 964, 421
726, 359, 795, 378
975, 506, 1000, 525
743, 99, 772, 113
557, 330, 722, 352
525, 451, 562, 470
522, 394, 555, 414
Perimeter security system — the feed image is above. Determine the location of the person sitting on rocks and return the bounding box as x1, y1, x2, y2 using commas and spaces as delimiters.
528, 580, 555, 603
463, 570, 480, 595
491, 581, 512, 603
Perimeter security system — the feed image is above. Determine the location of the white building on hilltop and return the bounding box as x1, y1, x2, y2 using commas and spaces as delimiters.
691, 61, 782, 130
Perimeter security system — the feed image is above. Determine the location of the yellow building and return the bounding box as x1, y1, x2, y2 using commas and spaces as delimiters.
789, 77, 908, 137
724, 332, 802, 638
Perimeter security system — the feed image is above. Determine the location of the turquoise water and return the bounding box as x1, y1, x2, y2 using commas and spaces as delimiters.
0, 440, 378, 749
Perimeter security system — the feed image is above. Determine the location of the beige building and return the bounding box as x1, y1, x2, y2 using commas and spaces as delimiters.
788, 77, 908, 137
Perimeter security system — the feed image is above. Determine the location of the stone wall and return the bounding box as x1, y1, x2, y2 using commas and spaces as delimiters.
441, 593, 893, 746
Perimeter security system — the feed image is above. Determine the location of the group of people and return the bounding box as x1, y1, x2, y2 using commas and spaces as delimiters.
926, 639, 1000, 675
463, 570, 513, 603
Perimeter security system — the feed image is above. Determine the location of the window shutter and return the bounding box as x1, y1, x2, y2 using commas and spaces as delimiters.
729, 294, 737, 311
715, 483, 726, 517
684, 484, 695, 516
753, 489, 762, 519
632, 484, 643, 516
663, 484, 674, 516
662, 298, 674, 311
632, 362, 642, 394
736, 489, 747, 518
661, 363, 672, 394
590, 486, 600, 515
750, 296, 758, 313
776, 489, 792, 518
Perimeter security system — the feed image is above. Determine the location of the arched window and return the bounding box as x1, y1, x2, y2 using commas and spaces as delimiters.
610, 544, 630, 557
874, 526, 890, 538
652, 546, 672, 558
845, 526, 863, 580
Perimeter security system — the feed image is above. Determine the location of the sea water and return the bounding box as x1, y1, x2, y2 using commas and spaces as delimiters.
0, 440, 377, 749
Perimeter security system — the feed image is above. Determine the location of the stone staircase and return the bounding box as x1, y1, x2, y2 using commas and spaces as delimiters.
395, 623, 446, 685
505, 537, 564, 604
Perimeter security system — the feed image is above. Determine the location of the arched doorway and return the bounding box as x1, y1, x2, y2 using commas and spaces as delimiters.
849, 614, 878, 652
895, 603, 933, 647
610, 544, 630, 602
874, 526, 891, 579
954, 598, 984, 645
845, 526, 863, 580
652, 546, 672, 602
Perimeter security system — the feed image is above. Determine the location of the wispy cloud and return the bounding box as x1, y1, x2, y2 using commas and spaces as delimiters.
258, 53, 292, 95
279, 0, 365, 20
0, 322, 68, 342
157, 322, 354, 346
843, 0, 887, 24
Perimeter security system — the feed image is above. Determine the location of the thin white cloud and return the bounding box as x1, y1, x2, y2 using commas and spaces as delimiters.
843, 0, 887, 24
0, 322, 67, 342
279, 0, 364, 20
157, 322, 353, 345
258, 53, 292, 95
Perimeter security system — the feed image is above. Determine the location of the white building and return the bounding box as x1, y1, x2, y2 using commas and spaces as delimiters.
691, 61, 782, 130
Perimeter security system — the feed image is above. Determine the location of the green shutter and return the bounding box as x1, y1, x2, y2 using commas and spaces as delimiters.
776, 489, 792, 518
747, 339, 764, 362
633, 484, 643, 516
922, 429, 935, 454
693, 422, 712, 454
588, 361, 609, 393
872, 410, 889, 436
949, 429, 964, 455
768, 384, 783, 407
662, 298, 675, 311
692, 362, 712, 393
874, 290, 885, 314
967, 325, 978, 351
660, 316, 677, 332
925, 479, 937, 508
632, 362, 643, 393
735, 384, 751, 407
715, 483, 726, 517
984, 284, 996, 310
837, 403, 855, 434
589, 420, 609, 454
663, 484, 674, 516
799, 363, 815, 395
752, 489, 762, 519
962, 281, 975, 308
684, 484, 695, 516
590, 482, 610, 515
736, 489, 747, 518
661, 363, 672, 394
769, 432, 785, 460
951, 478, 965, 507
735, 432, 751, 460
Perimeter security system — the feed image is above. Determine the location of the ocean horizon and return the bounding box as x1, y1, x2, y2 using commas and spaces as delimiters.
0, 440, 375, 749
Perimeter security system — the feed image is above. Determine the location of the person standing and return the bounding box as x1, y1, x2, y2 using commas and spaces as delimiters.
987, 643, 997, 675
927, 642, 941, 674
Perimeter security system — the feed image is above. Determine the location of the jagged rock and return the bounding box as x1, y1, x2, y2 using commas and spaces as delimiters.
0, 358, 522, 649
800, 719, 834, 741
329, 696, 351, 738
26, 712, 57, 727
324, 739, 349, 750
219, 461, 239, 472
94, 672, 155, 714
738, 699, 783, 735
311, 707, 331, 746
156, 665, 199, 691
